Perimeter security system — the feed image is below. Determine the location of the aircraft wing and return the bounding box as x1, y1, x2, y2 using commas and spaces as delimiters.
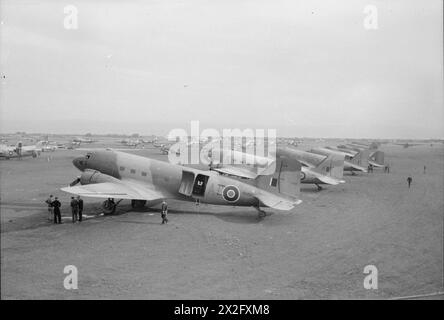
255, 192, 302, 211
61, 180, 166, 201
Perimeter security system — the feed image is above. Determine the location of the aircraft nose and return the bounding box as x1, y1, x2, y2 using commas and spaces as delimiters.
73, 157, 86, 171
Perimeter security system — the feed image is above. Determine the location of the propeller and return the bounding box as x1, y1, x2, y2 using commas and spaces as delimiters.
69, 176, 81, 187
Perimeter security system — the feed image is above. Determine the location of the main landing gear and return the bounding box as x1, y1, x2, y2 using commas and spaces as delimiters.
315, 183, 323, 191
102, 198, 123, 215
254, 205, 267, 220
102, 199, 147, 215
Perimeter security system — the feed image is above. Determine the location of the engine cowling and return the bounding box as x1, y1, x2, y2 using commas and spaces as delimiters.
80, 170, 118, 185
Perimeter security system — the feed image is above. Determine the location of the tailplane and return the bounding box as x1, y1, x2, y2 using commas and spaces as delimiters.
349, 149, 369, 168
369, 150, 385, 167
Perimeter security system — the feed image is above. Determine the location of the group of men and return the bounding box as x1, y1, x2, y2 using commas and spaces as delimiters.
45, 195, 169, 224
45, 194, 83, 224
70, 196, 84, 223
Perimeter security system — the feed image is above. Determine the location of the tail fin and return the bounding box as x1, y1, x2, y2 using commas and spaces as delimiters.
254, 155, 301, 201
312, 153, 345, 180
369, 150, 384, 167
349, 149, 369, 168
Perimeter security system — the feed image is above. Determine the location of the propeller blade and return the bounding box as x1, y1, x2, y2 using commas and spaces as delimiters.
69, 177, 81, 187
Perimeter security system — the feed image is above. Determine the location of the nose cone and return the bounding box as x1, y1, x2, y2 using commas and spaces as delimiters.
73, 157, 86, 171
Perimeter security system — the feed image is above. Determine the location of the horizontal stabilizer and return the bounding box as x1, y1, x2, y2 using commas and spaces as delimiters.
345, 161, 367, 172
61, 180, 165, 201
306, 168, 345, 185
255, 193, 302, 211
369, 160, 384, 168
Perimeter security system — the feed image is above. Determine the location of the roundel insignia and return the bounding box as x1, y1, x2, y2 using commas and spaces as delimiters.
222, 185, 240, 202
8, 151, 13, 156
300, 171, 306, 180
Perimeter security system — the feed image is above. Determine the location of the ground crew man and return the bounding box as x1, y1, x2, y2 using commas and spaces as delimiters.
424, 165, 426, 174
70, 196, 79, 223
161, 200, 168, 224
52, 197, 62, 224
407, 176, 413, 188
77, 196, 84, 222
45, 194, 54, 221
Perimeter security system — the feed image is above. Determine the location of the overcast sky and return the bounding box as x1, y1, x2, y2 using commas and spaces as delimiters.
0, 0, 442, 138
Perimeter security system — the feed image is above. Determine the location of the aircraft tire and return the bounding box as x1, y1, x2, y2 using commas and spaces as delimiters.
102, 200, 116, 215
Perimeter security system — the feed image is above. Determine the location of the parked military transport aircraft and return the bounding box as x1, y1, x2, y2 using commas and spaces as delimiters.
336, 144, 385, 168
72, 137, 97, 144
393, 142, 422, 148
0, 142, 40, 159
309, 147, 368, 174
277, 147, 345, 190
61, 149, 302, 218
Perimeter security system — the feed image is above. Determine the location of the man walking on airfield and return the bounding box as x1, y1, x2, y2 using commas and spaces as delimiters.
407, 176, 413, 188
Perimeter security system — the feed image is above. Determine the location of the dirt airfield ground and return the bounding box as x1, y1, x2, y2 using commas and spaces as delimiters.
1, 139, 443, 299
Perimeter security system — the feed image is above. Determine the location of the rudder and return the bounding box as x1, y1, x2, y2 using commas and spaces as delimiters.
254, 155, 301, 200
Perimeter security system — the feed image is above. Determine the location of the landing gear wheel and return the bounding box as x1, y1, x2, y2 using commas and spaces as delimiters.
102, 200, 116, 215
258, 210, 266, 219
315, 184, 323, 191
254, 205, 267, 220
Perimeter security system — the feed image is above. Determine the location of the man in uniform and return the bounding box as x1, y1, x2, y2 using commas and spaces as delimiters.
52, 197, 62, 224
45, 194, 54, 221
161, 200, 168, 224
77, 196, 84, 222
407, 176, 413, 188
70, 196, 79, 223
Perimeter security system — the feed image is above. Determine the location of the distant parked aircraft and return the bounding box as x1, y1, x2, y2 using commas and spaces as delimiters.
0, 141, 40, 159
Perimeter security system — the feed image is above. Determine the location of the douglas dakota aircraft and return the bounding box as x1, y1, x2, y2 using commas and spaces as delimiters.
61, 149, 303, 218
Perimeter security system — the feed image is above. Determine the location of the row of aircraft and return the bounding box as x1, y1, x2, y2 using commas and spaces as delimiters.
60, 138, 386, 219
0, 136, 102, 159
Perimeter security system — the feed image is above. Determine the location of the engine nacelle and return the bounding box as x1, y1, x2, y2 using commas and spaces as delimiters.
80, 170, 118, 185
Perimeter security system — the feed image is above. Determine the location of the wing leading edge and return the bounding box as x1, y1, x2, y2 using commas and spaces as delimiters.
61, 179, 166, 201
